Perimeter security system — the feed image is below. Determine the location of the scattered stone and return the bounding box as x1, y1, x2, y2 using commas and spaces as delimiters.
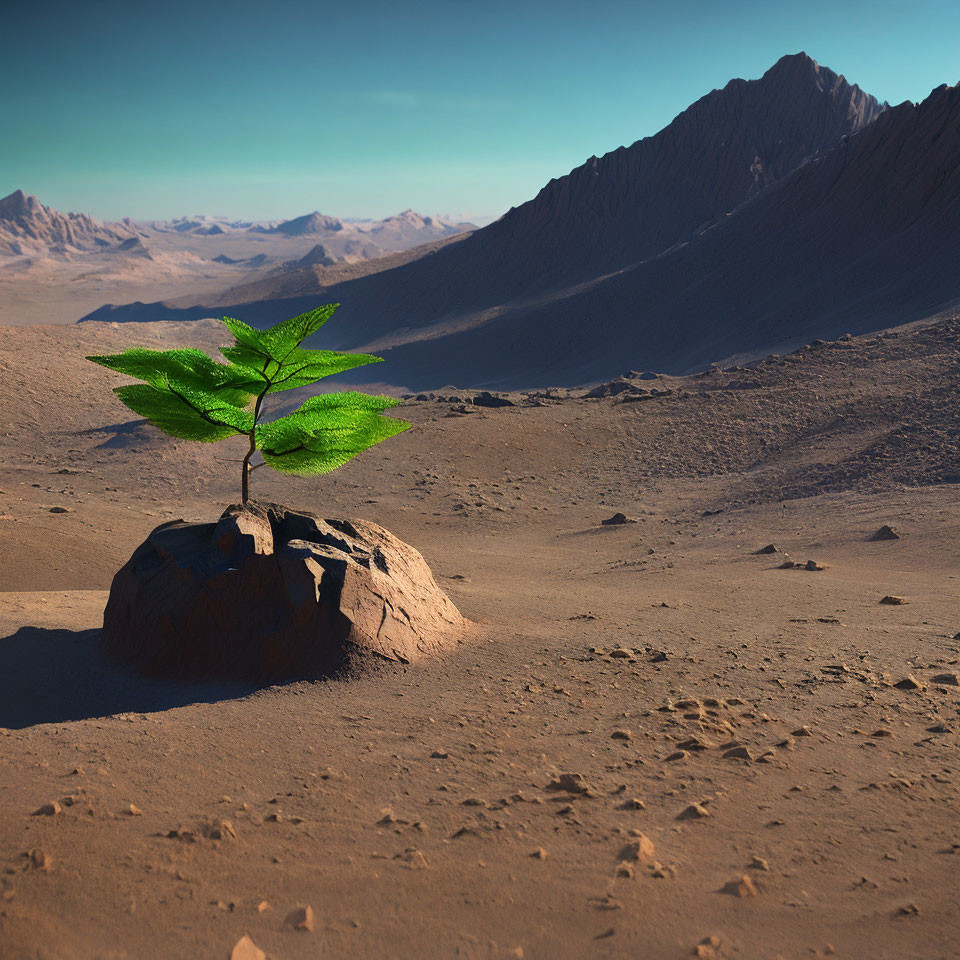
48, 506, 71, 514
804, 560, 827, 571
695, 935, 723, 959
203, 819, 238, 840
791, 726, 813, 737
880, 596, 907, 605
610, 730, 632, 740
749, 856, 769, 871
472, 391, 514, 408
28, 849, 51, 871
930, 673, 959, 687
452, 826, 483, 839
754, 544, 779, 554
618, 835, 655, 862
609, 648, 633, 659
530, 848, 548, 860
430, 751, 449, 759
32, 802, 61, 817
894, 676, 925, 691
870, 525, 901, 541
230, 934, 266, 960
616, 863, 634, 878
546, 773, 591, 794
677, 803, 710, 821
601, 513, 636, 526
722, 875, 758, 897
397, 848, 429, 869
722, 746, 753, 761
285, 905, 315, 932
257, 901, 271, 913
665, 750, 689, 762
618, 798, 646, 811
898, 903, 920, 917
677, 737, 710, 752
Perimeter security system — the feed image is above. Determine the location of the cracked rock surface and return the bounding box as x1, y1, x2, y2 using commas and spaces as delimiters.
100, 500, 465, 680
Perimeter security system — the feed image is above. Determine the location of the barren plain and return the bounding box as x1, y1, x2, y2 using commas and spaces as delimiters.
0, 315, 958, 959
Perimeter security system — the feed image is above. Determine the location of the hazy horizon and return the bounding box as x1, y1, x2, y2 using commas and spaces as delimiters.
5, 0, 959, 223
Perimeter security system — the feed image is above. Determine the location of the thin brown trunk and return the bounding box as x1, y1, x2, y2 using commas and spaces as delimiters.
240, 431, 256, 504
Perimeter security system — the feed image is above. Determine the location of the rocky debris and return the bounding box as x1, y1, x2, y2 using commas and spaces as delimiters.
722, 875, 758, 897
582, 379, 649, 399
618, 835, 655, 862
397, 848, 429, 869
100, 501, 465, 681
694, 935, 725, 959
894, 675, 925, 691
32, 802, 61, 817
127, 804, 143, 817
722, 746, 753, 761
880, 595, 908, 605
530, 848, 548, 860
601, 512, 636, 525
931, 673, 960, 687
677, 803, 710, 820
749, 856, 770, 871
28, 849, 52, 871
202, 819, 238, 840
870, 525, 901, 540
230, 934, 266, 960
610, 729, 632, 740
546, 773, 593, 795
754, 544, 779, 554
472, 391, 514, 408
779, 559, 827, 570
285, 905, 315, 932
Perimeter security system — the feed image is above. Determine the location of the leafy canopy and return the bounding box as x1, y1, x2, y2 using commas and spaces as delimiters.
87, 304, 410, 496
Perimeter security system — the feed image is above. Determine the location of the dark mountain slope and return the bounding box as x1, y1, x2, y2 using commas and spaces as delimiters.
364, 81, 960, 388
80, 53, 882, 346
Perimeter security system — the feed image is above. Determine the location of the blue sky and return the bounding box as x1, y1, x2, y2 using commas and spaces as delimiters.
4, 0, 958, 222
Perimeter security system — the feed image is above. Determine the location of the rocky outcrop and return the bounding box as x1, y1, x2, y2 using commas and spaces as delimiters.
0, 189, 135, 256
100, 502, 465, 681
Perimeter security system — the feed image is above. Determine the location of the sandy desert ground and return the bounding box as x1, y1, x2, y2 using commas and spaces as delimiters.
1, 315, 958, 959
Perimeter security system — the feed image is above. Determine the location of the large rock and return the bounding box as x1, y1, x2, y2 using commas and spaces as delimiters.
100, 502, 465, 681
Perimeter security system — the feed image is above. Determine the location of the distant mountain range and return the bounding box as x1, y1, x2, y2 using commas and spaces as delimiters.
74, 54, 960, 388
0, 194, 475, 262
0, 190, 137, 256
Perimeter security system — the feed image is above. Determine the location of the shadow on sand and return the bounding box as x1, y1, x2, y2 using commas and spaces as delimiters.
0, 626, 259, 729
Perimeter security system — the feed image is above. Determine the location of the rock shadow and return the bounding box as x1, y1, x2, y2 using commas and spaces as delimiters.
0, 626, 259, 729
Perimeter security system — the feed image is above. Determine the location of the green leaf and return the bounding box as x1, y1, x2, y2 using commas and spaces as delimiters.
261, 347, 383, 392
263, 304, 339, 353
256, 392, 409, 474
220, 305, 379, 391
220, 305, 340, 377
113, 382, 254, 442
87, 348, 264, 403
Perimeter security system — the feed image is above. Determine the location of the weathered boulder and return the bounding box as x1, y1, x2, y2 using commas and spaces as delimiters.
100, 501, 465, 681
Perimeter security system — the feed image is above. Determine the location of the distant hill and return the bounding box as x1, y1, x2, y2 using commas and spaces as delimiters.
272, 212, 345, 235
